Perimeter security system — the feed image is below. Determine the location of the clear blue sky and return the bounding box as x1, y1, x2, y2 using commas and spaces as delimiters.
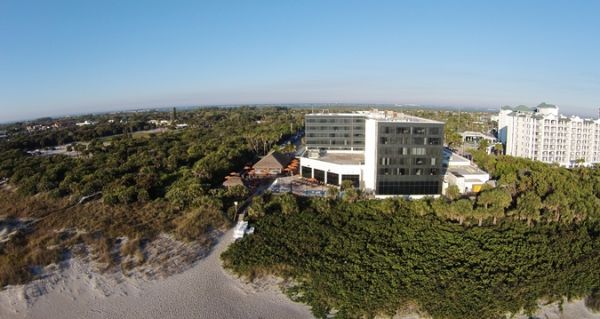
1, 0, 599, 121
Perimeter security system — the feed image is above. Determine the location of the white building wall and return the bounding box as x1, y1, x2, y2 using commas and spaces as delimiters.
299, 157, 364, 182
363, 119, 378, 192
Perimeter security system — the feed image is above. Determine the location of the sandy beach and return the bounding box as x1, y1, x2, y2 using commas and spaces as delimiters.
1, 229, 598, 319
0, 230, 314, 319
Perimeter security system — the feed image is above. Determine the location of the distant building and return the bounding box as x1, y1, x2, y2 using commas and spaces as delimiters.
0, 130, 7, 139
76, 120, 95, 127
460, 131, 498, 146
300, 110, 445, 197
149, 119, 172, 126
460, 131, 498, 153
253, 151, 292, 175
442, 149, 490, 194
498, 103, 600, 167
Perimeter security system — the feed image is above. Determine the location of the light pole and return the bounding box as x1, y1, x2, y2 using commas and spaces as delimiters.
234, 201, 239, 221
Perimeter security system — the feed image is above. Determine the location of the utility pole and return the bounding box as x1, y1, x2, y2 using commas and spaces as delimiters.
171, 107, 177, 124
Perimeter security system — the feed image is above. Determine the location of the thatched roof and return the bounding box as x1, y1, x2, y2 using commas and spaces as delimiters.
253, 151, 292, 169
223, 176, 245, 187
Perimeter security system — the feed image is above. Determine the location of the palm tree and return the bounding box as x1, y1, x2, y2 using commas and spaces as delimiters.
474, 207, 488, 226
452, 199, 473, 225
491, 188, 511, 224
380, 198, 397, 215
446, 185, 461, 201
543, 192, 568, 222
516, 192, 543, 227
477, 190, 495, 210
490, 207, 505, 225
326, 187, 339, 200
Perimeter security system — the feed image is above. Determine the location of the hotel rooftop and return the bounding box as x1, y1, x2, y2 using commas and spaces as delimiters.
306, 110, 443, 124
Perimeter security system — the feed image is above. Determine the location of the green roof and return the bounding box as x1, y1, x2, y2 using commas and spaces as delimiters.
536, 102, 557, 109
514, 105, 533, 112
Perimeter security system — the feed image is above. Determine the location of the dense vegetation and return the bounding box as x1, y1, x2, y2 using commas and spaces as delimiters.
0, 114, 155, 150
0, 107, 302, 287
223, 153, 600, 319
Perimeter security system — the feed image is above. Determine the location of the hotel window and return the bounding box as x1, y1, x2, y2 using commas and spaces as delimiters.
412, 147, 426, 155
429, 127, 440, 135
392, 158, 406, 165
428, 137, 441, 145
379, 168, 391, 175
414, 157, 427, 165
413, 137, 425, 145
413, 127, 426, 135
396, 127, 410, 134
397, 147, 408, 155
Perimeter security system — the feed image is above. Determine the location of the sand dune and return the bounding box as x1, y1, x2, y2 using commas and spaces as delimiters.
0, 230, 314, 319
1, 229, 598, 319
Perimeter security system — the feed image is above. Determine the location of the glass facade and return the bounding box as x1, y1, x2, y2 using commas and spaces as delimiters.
301, 166, 312, 178
375, 122, 444, 195
341, 174, 360, 188
305, 115, 365, 150
327, 172, 339, 185
313, 169, 325, 182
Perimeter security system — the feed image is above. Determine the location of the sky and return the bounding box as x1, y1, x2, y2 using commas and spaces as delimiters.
1, 0, 599, 122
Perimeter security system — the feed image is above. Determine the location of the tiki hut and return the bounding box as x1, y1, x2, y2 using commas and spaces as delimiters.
253, 151, 293, 175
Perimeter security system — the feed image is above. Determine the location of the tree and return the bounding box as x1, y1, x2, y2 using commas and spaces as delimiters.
343, 187, 360, 203
473, 207, 488, 226
477, 189, 495, 210
477, 139, 490, 152
340, 180, 354, 191
516, 192, 542, 227
410, 199, 432, 217
326, 186, 339, 200
165, 177, 205, 208
380, 198, 398, 215
446, 130, 463, 149
451, 199, 473, 225
494, 143, 504, 155
446, 185, 461, 201
543, 191, 569, 223
277, 193, 299, 215
477, 188, 511, 225
247, 196, 265, 220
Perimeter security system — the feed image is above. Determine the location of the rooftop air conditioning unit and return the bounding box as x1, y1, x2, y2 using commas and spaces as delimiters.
308, 149, 321, 159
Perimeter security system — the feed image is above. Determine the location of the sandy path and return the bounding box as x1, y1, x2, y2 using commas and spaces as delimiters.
0, 230, 314, 319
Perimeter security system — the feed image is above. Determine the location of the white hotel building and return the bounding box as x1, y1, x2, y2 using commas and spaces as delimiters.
498, 103, 600, 166
300, 110, 445, 197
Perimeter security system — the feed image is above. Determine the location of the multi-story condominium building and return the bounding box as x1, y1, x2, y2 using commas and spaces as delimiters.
300, 110, 445, 197
497, 103, 600, 166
